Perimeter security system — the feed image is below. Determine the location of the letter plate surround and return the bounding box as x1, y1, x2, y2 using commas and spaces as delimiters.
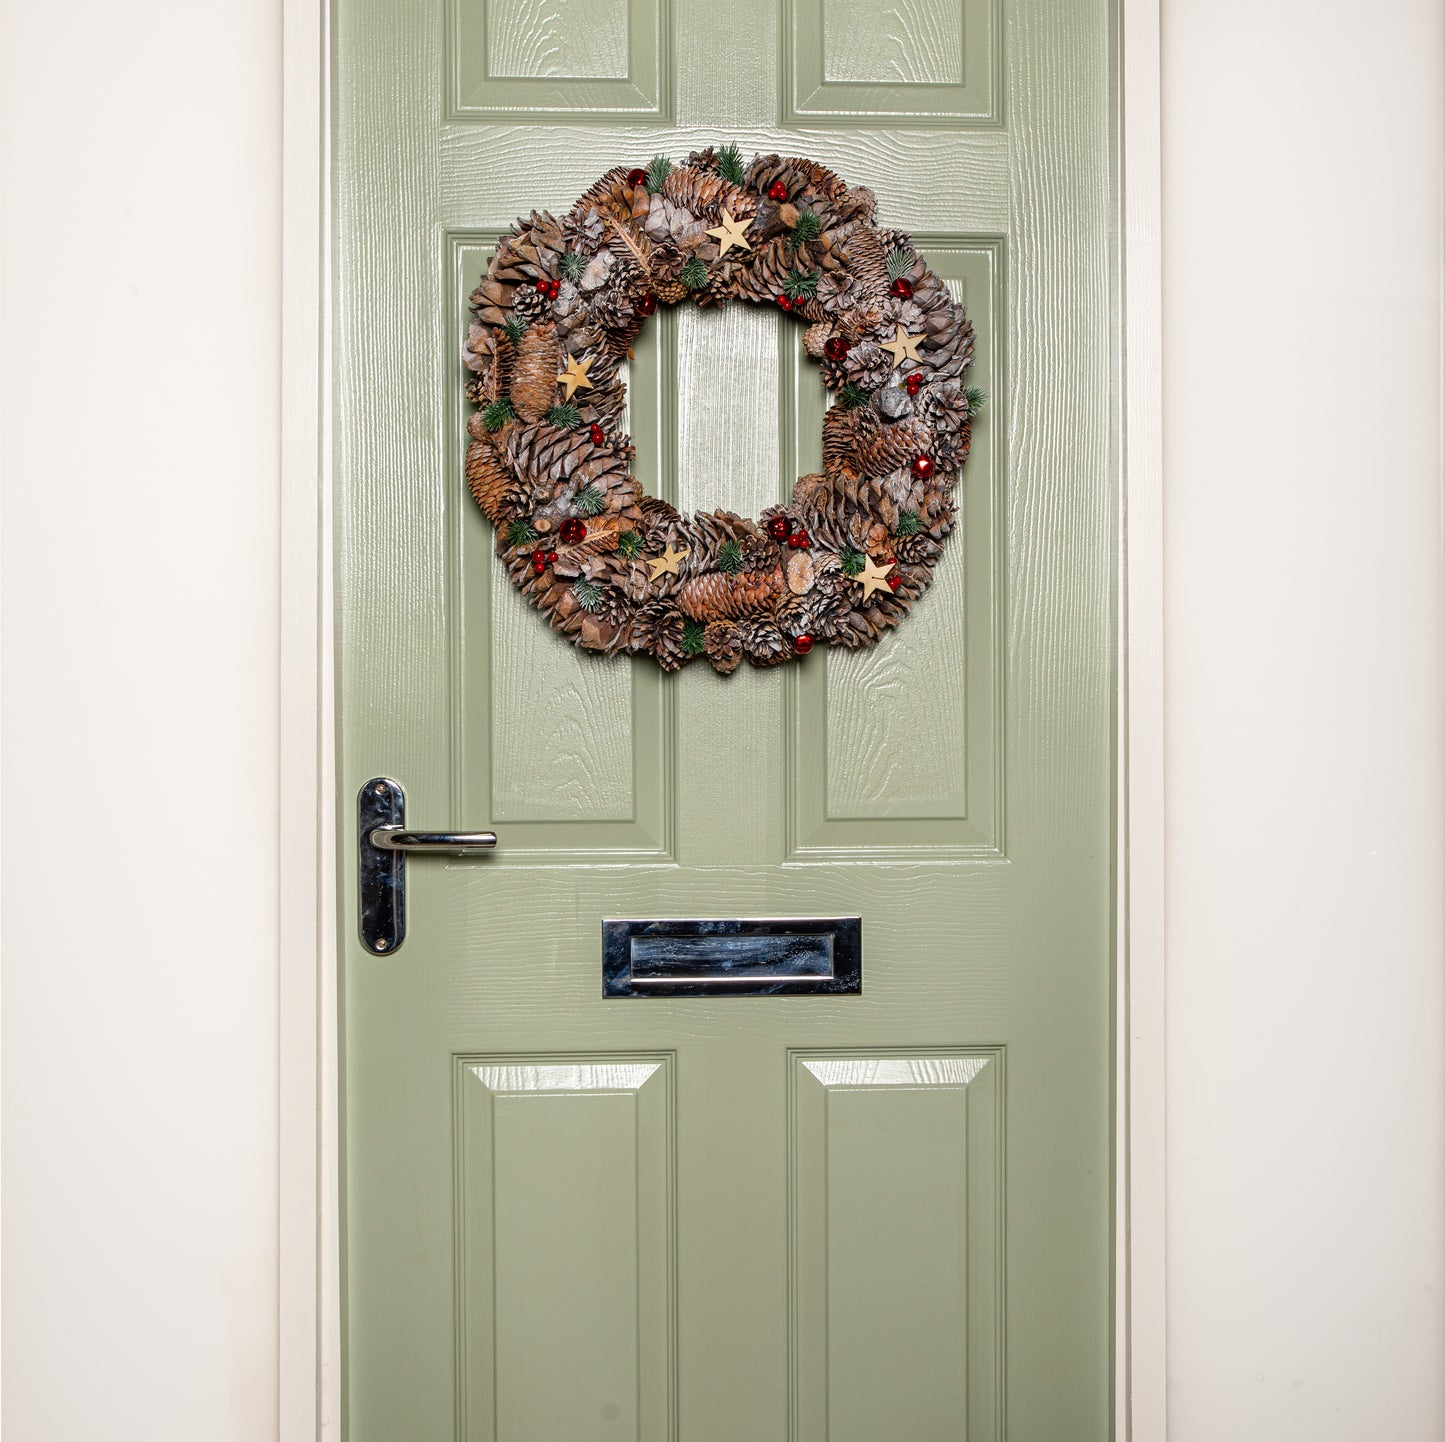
602, 918, 862, 998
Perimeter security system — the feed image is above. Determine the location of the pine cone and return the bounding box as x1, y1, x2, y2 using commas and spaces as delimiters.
632, 600, 688, 671
703, 619, 742, 675
675, 566, 784, 621
843, 342, 892, 392
738, 615, 789, 667
465, 438, 527, 523
855, 417, 932, 479
510, 323, 562, 421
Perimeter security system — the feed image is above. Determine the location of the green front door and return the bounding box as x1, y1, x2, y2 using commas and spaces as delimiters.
335, 0, 1114, 1434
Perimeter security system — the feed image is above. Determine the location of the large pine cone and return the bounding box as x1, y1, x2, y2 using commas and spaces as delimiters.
465, 439, 526, 523
675, 566, 784, 621
510, 323, 562, 421
632, 601, 689, 671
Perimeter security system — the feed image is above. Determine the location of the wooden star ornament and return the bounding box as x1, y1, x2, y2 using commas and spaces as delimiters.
646, 543, 690, 581
855, 555, 896, 601
705, 209, 753, 257
880, 324, 925, 368
556, 355, 595, 400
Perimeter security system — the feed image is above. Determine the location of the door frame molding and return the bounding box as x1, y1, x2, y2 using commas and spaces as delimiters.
277, 0, 1167, 1432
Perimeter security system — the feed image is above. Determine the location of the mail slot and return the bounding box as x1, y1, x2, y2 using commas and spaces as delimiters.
602, 918, 862, 998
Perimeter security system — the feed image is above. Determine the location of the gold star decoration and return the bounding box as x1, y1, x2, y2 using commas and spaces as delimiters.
880, 324, 925, 368
855, 555, 896, 601
556, 355, 595, 400
705, 208, 753, 257
646, 543, 690, 581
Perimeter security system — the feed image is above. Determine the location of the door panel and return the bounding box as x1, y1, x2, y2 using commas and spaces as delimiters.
337, 0, 1113, 1432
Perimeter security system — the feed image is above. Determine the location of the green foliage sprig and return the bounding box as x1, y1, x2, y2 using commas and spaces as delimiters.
716, 143, 745, 187
680, 256, 708, 291
645, 155, 673, 193
681, 618, 707, 655
789, 209, 823, 248
782, 268, 820, 301
546, 404, 582, 430
482, 397, 515, 432
573, 485, 606, 517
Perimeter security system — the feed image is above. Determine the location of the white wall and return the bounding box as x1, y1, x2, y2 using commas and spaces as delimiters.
1, 1, 282, 1439
1161, 1, 1445, 1438
1, 1, 1441, 1439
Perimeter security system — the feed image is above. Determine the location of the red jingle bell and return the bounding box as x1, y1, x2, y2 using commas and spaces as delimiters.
775, 294, 793, 311
767, 180, 788, 201
787, 529, 811, 550
638, 293, 658, 316
911, 455, 935, 479
767, 515, 794, 541
905, 373, 923, 396
890, 278, 913, 299
793, 634, 814, 655
589, 423, 605, 444
823, 336, 851, 361
626, 168, 647, 187
559, 518, 587, 544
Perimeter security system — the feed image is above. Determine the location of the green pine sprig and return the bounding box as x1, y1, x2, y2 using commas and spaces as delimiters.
680, 256, 708, 291
501, 316, 527, 347
572, 578, 605, 613
836, 382, 868, 410
681, 618, 707, 656
504, 517, 538, 549
573, 484, 606, 517
616, 530, 644, 561
482, 396, 515, 432
885, 246, 916, 283
545, 403, 582, 430
559, 250, 586, 282
964, 386, 988, 418
789, 209, 823, 249
645, 154, 673, 193
717, 538, 745, 576
716, 142, 746, 187
895, 510, 924, 537
839, 545, 867, 577
782, 268, 820, 301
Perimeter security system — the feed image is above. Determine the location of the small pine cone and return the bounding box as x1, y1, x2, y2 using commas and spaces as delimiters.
465, 439, 526, 523
776, 591, 814, 637
563, 205, 607, 255
633, 600, 688, 670
640, 495, 680, 531
654, 279, 687, 305
844, 341, 893, 392
512, 286, 549, 324
855, 418, 933, 479
703, 619, 742, 675
893, 532, 942, 566
510, 323, 562, 421
738, 615, 789, 668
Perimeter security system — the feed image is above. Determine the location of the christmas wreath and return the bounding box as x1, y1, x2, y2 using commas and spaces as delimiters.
463, 145, 983, 673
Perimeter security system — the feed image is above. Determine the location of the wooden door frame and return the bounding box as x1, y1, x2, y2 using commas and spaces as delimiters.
276, 0, 1167, 1432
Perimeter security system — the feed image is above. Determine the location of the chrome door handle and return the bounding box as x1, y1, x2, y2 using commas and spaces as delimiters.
358, 777, 496, 954
368, 826, 497, 853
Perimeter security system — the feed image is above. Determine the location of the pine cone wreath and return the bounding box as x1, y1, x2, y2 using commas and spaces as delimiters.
461, 148, 979, 673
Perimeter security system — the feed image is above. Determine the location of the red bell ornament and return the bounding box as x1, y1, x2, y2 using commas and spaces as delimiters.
911, 455, 935, 479
626, 168, 647, 187
823, 336, 851, 361
793, 634, 814, 655
559, 518, 587, 544
767, 515, 794, 541
637, 293, 658, 316
890, 278, 913, 299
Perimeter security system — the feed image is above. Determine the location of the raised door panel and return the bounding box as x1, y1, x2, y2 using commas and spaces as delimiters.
455, 1055, 677, 1441
448, 0, 671, 120
790, 1051, 1003, 1442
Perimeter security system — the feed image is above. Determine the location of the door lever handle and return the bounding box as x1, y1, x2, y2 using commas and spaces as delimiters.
358, 777, 495, 954
368, 826, 497, 854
